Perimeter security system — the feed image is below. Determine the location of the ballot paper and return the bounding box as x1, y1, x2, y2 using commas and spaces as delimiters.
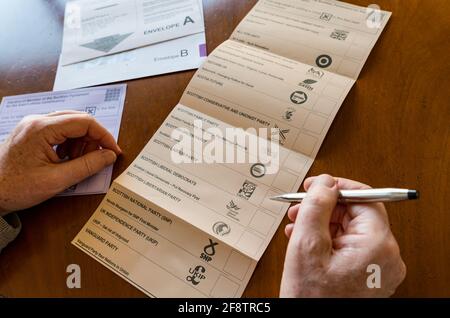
73, 0, 391, 297
61, 0, 205, 65
54, 0, 207, 91
0, 84, 126, 196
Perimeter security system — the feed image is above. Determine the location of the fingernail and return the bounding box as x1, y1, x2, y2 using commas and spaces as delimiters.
305, 176, 315, 183
102, 149, 117, 164
311, 174, 336, 188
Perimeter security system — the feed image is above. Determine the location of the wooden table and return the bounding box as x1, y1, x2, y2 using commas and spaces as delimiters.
0, 0, 449, 298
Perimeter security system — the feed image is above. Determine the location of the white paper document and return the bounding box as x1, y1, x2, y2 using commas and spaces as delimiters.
54, 0, 207, 91
73, 0, 391, 297
61, 0, 205, 65
54, 32, 207, 91
0, 84, 127, 196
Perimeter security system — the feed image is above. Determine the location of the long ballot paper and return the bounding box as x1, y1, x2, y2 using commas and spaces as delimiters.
73, 0, 391, 297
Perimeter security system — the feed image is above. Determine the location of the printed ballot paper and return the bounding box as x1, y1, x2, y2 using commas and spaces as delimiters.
73, 0, 391, 297
54, 0, 206, 91
0, 84, 126, 196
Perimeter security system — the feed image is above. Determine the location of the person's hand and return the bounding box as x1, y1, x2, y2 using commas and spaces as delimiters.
0, 111, 121, 216
280, 174, 406, 297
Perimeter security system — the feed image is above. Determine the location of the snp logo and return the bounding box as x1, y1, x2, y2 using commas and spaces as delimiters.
200, 239, 218, 262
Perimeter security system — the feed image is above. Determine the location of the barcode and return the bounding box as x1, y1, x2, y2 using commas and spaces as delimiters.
330, 30, 349, 41
104, 88, 121, 102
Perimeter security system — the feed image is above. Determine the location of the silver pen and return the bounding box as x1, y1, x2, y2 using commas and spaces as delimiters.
270, 188, 419, 203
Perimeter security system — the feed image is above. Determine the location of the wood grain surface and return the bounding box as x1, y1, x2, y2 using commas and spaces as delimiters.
0, 0, 449, 297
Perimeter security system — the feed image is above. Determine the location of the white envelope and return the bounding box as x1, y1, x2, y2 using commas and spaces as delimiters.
54, 32, 207, 91
61, 0, 205, 65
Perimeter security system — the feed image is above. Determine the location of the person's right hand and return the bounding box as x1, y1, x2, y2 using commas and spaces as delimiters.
280, 174, 406, 297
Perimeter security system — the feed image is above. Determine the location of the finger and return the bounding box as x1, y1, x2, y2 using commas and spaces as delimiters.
288, 201, 346, 225
334, 178, 388, 222
287, 204, 300, 222
304, 176, 340, 191
303, 176, 315, 191
305, 177, 372, 191
45, 110, 87, 117
335, 177, 372, 190
290, 174, 338, 257
41, 114, 121, 154
50, 149, 117, 190
289, 222, 341, 239
306, 177, 383, 221
285, 223, 294, 238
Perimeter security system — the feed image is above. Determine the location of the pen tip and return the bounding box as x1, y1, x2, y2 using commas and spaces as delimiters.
270, 196, 283, 202
408, 190, 419, 200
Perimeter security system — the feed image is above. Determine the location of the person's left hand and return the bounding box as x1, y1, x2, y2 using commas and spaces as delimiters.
0, 111, 122, 216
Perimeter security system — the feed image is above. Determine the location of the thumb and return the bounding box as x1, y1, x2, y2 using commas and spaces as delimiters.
53, 149, 117, 190
290, 174, 338, 258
